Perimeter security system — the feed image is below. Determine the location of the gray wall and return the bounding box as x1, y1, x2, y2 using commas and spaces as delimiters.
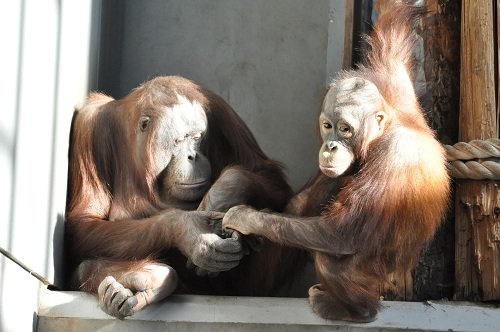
101, 0, 348, 190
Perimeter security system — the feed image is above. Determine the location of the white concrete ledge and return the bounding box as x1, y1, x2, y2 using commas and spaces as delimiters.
35, 286, 500, 331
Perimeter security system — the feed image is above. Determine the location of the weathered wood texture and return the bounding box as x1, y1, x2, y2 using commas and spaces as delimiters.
455, 0, 500, 300
419, 0, 460, 145
413, 0, 461, 301
343, 0, 355, 69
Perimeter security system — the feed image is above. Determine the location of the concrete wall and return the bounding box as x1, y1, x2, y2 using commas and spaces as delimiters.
104, 0, 348, 190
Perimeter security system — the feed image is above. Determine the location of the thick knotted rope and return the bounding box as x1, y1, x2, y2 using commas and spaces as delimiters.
445, 138, 500, 180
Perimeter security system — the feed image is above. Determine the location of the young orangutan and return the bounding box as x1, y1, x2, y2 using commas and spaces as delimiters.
223, 3, 450, 322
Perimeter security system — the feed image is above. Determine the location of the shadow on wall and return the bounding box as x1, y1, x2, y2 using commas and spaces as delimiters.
53, 213, 66, 288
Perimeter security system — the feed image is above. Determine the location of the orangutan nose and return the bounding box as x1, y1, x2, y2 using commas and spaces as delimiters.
327, 141, 338, 151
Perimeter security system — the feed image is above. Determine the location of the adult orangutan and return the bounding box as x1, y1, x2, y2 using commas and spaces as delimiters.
223, 3, 450, 322
64, 76, 296, 318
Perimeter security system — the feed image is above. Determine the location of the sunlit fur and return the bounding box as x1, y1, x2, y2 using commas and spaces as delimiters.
316, 3, 450, 319
223, 2, 450, 322
64, 76, 295, 302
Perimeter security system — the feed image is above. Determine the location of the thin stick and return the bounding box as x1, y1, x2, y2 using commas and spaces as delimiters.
0, 246, 59, 290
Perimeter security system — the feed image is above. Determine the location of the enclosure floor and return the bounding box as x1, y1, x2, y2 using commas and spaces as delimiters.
36, 286, 499, 332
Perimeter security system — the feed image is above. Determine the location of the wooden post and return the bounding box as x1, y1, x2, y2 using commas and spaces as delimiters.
412, 0, 460, 301
342, 0, 355, 69
455, 0, 500, 300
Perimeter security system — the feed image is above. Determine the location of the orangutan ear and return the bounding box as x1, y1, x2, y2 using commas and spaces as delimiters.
375, 111, 386, 130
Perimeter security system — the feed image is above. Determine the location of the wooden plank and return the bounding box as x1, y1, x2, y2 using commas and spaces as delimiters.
455, 181, 500, 300
342, 0, 354, 69
459, 1, 497, 140
498, 0, 500, 123
455, 0, 500, 300
412, 0, 460, 302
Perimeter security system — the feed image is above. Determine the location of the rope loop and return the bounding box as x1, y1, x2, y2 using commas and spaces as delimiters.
445, 139, 500, 180
445, 138, 500, 161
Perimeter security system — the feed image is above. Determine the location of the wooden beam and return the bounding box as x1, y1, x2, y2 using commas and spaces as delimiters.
342, 0, 354, 69
412, 0, 460, 301
455, 0, 500, 301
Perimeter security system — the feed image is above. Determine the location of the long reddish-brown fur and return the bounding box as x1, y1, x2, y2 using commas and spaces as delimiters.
320, 2, 449, 296
64, 76, 297, 309
223, 2, 450, 321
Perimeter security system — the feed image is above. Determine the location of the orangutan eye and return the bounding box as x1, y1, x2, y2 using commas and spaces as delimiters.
323, 122, 333, 129
139, 116, 151, 132
192, 132, 202, 140
337, 121, 353, 138
339, 125, 349, 132
174, 136, 185, 145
